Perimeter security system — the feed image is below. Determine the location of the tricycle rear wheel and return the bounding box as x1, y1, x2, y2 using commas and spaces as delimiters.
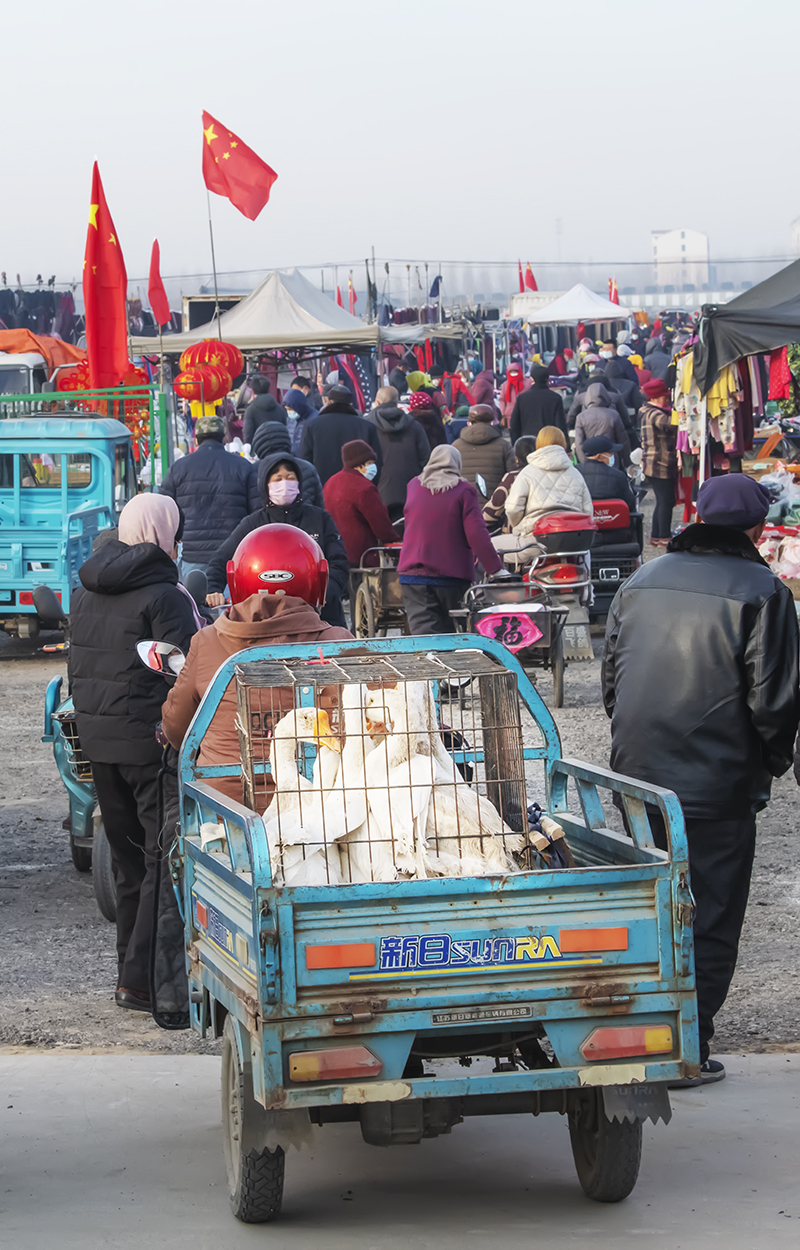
354, 584, 375, 638
550, 630, 565, 708
92, 823, 117, 923
221, 1016, 285, 1223
568, 1088, 642, 1202
70, 835, 92, 873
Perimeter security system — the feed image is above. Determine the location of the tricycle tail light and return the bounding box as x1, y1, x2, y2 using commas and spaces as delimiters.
580, 1025, 673, 1062
289, 1045, 383, 1083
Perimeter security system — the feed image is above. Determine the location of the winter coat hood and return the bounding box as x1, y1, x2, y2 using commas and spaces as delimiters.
215, 592, 339, 642
585, 383, 613, 409
79, 539, 178, 596
457, 422, 503, 446
256, 451, 303, 502
527, 444, 573, 472
252, 421, 292, 457
322, 399, 358, 416
372, 402, 414, 434
283, 389, 315, 422
246, 392, 286, 423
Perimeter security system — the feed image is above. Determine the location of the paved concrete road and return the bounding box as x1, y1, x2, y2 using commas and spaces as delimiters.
1, 1054, 797, 1249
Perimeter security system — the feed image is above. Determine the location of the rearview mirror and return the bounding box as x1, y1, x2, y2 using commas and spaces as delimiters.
136, 640, 186, 676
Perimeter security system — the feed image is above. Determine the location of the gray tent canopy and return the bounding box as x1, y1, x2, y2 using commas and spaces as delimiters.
694, 258, 800, 394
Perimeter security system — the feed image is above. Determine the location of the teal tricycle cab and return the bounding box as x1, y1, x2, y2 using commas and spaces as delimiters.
0, 416, 136, 635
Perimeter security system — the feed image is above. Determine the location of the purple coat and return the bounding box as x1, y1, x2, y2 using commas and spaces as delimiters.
471, 369, 499, 417
398, 477, 502, 581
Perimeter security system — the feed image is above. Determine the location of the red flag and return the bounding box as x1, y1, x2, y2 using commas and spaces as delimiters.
336, 286, 343, 308
525, 263, 538, 292
148, 239, 171, 328
518, 260, 525, 294
609, 278, 620, 305
348, 273, 357, 315
83, 162, 128, 389
202, 111, 278, 221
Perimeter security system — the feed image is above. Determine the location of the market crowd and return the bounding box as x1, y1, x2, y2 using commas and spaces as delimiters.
66, 327, 800, 1091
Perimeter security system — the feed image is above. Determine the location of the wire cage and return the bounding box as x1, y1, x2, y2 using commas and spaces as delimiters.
52, 710, 93, 783
233, 648, 550, 888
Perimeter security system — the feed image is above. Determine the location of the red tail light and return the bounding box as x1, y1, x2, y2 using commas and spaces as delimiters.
19, 591, 61, 606
537, 564, 580, 584
289, 1045, 383, 1083
580, 1025, 673, 1061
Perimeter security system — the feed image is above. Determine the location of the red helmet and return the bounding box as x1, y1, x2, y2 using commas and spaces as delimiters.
226, 524, 329, 608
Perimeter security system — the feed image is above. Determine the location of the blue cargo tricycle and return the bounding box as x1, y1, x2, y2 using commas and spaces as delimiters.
172, 634, 698, 1222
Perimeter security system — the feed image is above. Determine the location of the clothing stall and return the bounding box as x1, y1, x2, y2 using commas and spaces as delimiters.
680, 259, 800, 509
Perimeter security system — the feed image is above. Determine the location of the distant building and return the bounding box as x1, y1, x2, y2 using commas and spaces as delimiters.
791, 217, 800, 256
651, 228, 709, 291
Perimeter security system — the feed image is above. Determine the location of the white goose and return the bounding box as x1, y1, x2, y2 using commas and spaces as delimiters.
367, 682, 523, 876
264, 707, 344, 887
335, 684, 394, 883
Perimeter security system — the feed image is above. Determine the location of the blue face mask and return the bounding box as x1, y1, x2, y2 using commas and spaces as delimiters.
607, 455, 615, 468
364, 463, 378, 481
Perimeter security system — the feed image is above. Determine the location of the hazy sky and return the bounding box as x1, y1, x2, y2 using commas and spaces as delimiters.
3, 0, 799, 292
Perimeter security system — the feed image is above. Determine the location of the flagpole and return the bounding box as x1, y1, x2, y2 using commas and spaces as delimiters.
158, 324, 164, 389
206, 191, 222, 341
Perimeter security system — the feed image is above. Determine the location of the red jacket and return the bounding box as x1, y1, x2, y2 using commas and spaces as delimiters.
323, 468, 400, 566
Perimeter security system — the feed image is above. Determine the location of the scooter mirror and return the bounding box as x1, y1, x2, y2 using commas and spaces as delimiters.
136, 640, 186, 676
32, 584, 68, 622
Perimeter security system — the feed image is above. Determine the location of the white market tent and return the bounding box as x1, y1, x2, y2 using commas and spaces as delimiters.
525, 283, 632, 325
130, 267, 378, 354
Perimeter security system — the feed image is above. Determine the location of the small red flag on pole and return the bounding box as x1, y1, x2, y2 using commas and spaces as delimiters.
518, 260, 525, 294
608, 278, 620, 305
201, 111, 278, 221
348, 272, 357, 315
148, 239, 171, 328
83, 162, 128, 389
336, 286, 343, 308
525, 263, 538, 292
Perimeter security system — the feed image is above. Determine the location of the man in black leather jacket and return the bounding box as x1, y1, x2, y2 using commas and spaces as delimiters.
602, 474, 799, 1084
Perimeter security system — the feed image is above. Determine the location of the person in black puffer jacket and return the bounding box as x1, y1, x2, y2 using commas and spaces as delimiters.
69, 494, 198, 1013
242, 376, 289, 446
603, 474, 799, 1080
205, 451, 350, 626
159, 415, 260, 575
367, 388, 431, 521
299, 386, 382, 485
250, 420, 324, 507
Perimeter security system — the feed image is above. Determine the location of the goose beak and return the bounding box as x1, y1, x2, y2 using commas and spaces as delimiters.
314, 708, 341, 753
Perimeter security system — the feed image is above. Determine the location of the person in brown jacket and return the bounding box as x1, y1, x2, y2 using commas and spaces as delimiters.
452, 405, 517, 504
639, 377, 678, 546
161, 524, 351, 805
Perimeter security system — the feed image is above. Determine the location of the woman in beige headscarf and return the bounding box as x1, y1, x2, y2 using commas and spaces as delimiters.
68, 493, 199, 1013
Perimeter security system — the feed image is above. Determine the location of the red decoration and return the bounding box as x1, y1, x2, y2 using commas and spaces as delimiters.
518, 260, 525, 294
173, 364, 231, 404
525, 263, 538, 292
179, 339, 243, 379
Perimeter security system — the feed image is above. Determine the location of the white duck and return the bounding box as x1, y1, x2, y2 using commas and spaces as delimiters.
264, 707, 344, 887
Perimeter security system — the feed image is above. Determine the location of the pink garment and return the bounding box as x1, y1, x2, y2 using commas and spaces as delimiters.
118, 494, 205, 630
119, 493, 180, 553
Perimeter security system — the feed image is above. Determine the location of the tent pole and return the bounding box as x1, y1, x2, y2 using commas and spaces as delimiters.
371, 245, 377, 323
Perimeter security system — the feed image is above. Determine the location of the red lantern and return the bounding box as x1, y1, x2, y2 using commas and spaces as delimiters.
179, 338, 243, 379
173, 364, 231, 404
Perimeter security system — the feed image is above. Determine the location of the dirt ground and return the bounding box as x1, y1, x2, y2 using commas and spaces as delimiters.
1, 607, 798, 1055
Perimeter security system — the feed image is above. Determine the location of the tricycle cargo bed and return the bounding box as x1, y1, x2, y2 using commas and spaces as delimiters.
176, 638, 697, 1102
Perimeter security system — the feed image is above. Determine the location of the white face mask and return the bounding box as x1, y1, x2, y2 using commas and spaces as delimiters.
363, 463, 378, 481
600, 350, 613, 359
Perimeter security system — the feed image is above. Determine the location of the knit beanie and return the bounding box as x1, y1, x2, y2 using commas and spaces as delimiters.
408, 391, 434, 411
342, 439, 375, 470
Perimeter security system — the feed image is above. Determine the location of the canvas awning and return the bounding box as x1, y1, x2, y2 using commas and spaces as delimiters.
525, 283, 633, 325
693, 259, 800, 394
130, 267, 378, 355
